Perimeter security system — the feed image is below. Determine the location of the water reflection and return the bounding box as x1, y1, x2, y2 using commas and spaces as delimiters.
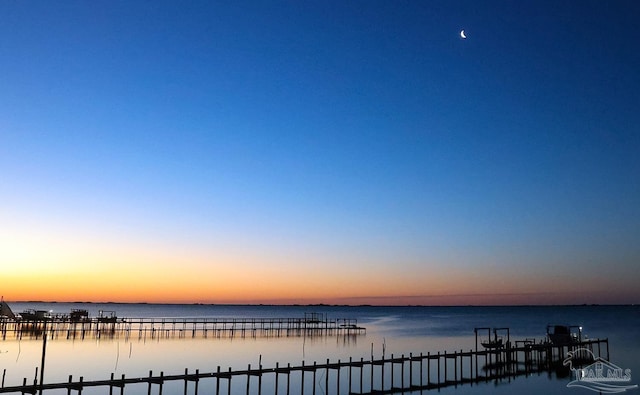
2, 304, 638, 395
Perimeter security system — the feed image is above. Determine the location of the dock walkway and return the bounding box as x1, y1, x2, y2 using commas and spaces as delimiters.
0, 336, 609, 394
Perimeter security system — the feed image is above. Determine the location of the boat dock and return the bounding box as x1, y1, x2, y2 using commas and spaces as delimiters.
0, 312, 365, 340
0, 334, 610, 394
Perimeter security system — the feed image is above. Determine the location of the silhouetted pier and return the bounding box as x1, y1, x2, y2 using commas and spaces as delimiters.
0, 334, 609, 394
0, 312, 365, 340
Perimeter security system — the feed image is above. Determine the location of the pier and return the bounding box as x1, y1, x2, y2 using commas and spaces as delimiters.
0, 335, 609, 394
0, 312, 365, 340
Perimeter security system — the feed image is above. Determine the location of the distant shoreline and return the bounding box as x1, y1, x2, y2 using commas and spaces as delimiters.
5, 301, 635, 308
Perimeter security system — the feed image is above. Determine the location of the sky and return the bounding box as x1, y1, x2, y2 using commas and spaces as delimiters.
1, 1, 639, 305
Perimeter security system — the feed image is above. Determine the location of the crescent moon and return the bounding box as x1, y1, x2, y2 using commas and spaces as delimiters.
460, 30, 466, 39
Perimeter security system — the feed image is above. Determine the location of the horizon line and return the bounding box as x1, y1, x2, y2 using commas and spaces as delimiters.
5, 300, 636, 308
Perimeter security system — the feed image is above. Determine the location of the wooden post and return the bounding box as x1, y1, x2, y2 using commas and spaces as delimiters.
312, 361, 316, 395
148, 370, 153, 395
370, 357, 374, 392
258, 362, 262, 395
325, 359, 329, 394
469, 349, 473, 384
437, 351, 441, 385
246, 364, 250, 395
336, 359, 341, 395
275, 362, 279, 395
348, 357, 352, 394
444, 351, 448, 383
360, 358, 364, 393
39, 320, 48, 395
390, 354, 394, 389
427, 352, 430, 386
286, 363, 290, 395
409, 353, 413, 388
401, 354, 405, 388
420, 353, 424, 387
216, 366, 221, 395
301, 361, 305, 395
184, 368, 188, 395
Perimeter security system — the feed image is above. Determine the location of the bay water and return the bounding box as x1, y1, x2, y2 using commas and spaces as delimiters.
1, 303, 638, 394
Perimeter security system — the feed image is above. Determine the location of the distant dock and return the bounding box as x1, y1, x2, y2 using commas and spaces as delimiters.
0, 312, 365, 340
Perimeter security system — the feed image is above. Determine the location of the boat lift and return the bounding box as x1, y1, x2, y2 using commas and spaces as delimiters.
474, 327, 510, 350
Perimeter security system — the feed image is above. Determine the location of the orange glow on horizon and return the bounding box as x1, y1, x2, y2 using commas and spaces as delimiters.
4, 261, 636, 306
3, 223, 637, 306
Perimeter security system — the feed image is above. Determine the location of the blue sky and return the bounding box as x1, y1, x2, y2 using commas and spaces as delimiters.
1, 1, 639, 304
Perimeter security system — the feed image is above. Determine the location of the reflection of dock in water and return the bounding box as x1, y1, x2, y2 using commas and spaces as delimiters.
0, 312, 365, 340
0, 325, 610, 395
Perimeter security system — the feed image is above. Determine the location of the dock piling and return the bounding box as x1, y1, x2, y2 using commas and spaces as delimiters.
0, 322, 612, 395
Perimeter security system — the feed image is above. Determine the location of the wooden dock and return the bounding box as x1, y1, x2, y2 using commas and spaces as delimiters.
0, 336, 609, 394
0, 312, 365, 340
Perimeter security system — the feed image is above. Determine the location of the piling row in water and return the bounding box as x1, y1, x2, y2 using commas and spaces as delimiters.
0, 338, 609, 395
0, 315, 365, 341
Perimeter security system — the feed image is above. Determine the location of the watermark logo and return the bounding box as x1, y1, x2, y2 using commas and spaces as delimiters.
564, 348, 638, 393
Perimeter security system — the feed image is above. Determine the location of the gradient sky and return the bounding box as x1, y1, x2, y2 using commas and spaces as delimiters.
1, 1, 639, 305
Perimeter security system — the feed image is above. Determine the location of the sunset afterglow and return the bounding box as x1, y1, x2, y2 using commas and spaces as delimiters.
1, 1, 638, 305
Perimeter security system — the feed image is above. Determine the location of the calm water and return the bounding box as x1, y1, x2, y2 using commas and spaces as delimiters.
1, 303, 638, 395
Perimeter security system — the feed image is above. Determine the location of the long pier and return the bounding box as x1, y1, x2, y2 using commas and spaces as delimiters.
0, 313, 365, 340
0, 337, 609, 394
